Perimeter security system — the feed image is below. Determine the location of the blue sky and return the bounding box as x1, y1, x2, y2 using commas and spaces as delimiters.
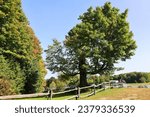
22, 0, 150, 78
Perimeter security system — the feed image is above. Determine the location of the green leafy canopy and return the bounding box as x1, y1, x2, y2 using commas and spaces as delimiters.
46, 2, 137, 86
0, 0, 46, 95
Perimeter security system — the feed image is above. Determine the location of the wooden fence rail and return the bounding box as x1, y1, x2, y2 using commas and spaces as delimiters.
0, 81, 120, 100
0, 93, 48, 100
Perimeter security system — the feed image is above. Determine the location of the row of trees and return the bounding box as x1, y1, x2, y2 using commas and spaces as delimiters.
46, 72, 150, 92
0, 0, 46, 95
0, 1, 139, 95
113, 72, 150, 83
45, 74, 111, 92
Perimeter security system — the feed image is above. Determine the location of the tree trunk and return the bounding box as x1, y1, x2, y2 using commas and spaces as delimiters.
79, 56, 88, 87
79, 70, 88, 87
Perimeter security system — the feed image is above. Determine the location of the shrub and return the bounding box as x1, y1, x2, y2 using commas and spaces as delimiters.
57, 74, 79, 87
0, 78, 14, 96
140, 77, 146, 83
55, 80, 67, 91
49, 81, 56, 90
88, 75, 111, 84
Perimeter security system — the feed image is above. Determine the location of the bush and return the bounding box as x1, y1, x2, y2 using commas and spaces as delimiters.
55, 80, 67, 91
140, 77, 146, 83
57, 74, 79, 87
49, 81, 56, 90
0, 55, 25, 94
0, 78, 14, 96
88, 75, 111, 84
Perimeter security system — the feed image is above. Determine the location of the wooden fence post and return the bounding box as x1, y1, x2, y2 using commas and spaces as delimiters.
77, 87, 80, 99
47, 89, 53, 100
103, 82, 106, 90
47, 90, 50, 100
76, 87, 80, 100
75, 87, 78, 100
50, 89, 53, 100
93, 84, 96, 95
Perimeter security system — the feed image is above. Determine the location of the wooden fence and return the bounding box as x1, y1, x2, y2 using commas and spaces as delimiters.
0, 82, 115, 100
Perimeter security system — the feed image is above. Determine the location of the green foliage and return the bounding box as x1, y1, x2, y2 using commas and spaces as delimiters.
0, 55, 13, 80
139, 77, 146, 83
0, 0, 46, 95
0, 78, 14, 96
46, 77, 56, 87
55, 80, 67, 91
0, 0, 32, 57
24, 27, 46, 93
49, 81, 56, 90
46, 75, 79, 91
46, 2, 136, 86
88, 75, 110, 84
0, 55, 25, 94
46, 76, 67, 92
9, 60, 25, 93
113, 72, 150, 83
58, 74, 79, 87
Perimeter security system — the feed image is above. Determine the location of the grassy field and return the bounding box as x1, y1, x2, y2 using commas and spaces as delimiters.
19, 89, 94, 100
84, 88, 150, 100
20, 87, 150, 100
18, 83, 150, 100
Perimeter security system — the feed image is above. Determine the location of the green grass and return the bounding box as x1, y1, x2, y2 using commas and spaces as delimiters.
84, 88, 124, 100
84, 88, 150, 100
19, 89, 94, 100
17, 83, 150, 100
19, 94, 76, 100
18, 88, 150, 100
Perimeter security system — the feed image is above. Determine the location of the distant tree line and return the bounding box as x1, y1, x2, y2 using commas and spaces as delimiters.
45, 74, 111, 92
0, 0, 46, 96
46, 72, 150, 92
113, 72, 150, 83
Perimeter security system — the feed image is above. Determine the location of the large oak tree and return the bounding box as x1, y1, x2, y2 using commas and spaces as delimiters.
46, 2, 137, 87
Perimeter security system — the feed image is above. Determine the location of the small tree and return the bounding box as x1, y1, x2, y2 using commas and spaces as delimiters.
49, 81, 56, 90
46, 2, 137, 87
55, 80, 66, 91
